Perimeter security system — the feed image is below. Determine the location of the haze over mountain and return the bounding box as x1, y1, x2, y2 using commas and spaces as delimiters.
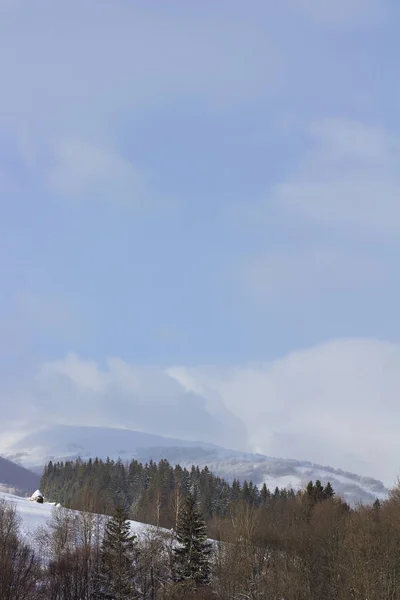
1, 424, 388, 505
2, 339, 400, 488
1, 1, 399, 494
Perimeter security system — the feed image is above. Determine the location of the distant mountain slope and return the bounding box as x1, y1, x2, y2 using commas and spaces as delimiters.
132, 446, 388, 506
1, 424, 388, 505
2, 424, 219, 470
0, 456, 41, 496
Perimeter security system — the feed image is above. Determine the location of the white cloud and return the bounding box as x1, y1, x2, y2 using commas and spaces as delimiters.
40, 353, 108, 394
176, 338, 400, 485
2, 339, 400, 485
238, 246, 386, 302
9, 353, 247, 450
230, 117, 400, 306
273, 118, 400, 238
47, 138, 163, 210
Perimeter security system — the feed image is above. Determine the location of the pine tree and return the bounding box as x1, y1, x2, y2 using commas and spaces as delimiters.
373, 498, 381, 511
314, 480, 325, 501
260, 483, 271, 506
231, 479, 241, 502
94, 505, 138, 600
306, 480, 315, 498
173, 492, 213, 587
242, 480, 251, 503
324, 481, 335, 499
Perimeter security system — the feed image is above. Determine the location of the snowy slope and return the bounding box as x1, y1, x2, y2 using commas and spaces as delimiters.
0, 491, 55, 537
0, 424, 389, 505
0, 491, 153, 541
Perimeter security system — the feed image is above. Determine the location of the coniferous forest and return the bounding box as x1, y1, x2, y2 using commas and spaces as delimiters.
3, 456, 400, 599
40, 457, 287, 527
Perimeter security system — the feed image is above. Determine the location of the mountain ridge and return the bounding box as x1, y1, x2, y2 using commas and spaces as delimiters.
1, 423, 388, 505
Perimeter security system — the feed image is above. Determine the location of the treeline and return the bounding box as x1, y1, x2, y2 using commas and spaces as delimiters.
40, 457, 294, 527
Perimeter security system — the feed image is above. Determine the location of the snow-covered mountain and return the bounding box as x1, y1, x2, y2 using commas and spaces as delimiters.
2, 424, 218, 470
132, 446, 388, 506
1, 424, 388, 505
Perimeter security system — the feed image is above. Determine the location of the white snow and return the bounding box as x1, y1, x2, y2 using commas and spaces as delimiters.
30, 489, 43, 500
1, 491, 53, 535
261, 474, 302, 491
0, 491, 155, 541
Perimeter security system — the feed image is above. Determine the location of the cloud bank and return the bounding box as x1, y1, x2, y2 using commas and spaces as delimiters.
1, 353, 247, 452
1, 338, 400, 486
274, 118, 400, 239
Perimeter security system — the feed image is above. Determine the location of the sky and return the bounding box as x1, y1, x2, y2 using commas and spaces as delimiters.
1, 0, 400, 486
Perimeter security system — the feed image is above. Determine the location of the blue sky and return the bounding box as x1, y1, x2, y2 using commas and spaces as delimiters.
1, 0, 400, 484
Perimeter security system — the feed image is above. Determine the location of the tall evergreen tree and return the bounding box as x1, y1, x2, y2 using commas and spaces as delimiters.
306, 480, 315, 498
173, 492, 212, 587
260, 483, 270, 506
324, 481, 335, 499
94, 505, 138, 600
231, 479, 241, 502
314, 479, 325, 501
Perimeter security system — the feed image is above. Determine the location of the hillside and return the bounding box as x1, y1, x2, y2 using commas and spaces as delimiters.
133, 447, 388, 506
1, 423, 388, 505
0, 490, 154, 541
0, 456, 41, 496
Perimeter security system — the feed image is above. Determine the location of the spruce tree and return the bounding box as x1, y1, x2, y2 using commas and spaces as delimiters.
373, 498, 381, 511
324, 481, 335, 499
260, 483, 270, 506
94, 505, 138, 600
173, 492, 213, 587
231, 479, 241, 502
306, 480, 315, 498
314, 480, 325, 501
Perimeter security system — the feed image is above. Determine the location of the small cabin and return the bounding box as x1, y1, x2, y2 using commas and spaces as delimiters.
30, 489, 44, 504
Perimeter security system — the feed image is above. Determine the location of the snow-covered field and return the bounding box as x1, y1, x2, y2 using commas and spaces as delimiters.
0, 491, 54, 536
0, 491, 153, 540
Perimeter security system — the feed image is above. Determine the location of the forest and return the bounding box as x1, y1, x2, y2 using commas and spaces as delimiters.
1, 456, 400, 599
40, 457, 297, 527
